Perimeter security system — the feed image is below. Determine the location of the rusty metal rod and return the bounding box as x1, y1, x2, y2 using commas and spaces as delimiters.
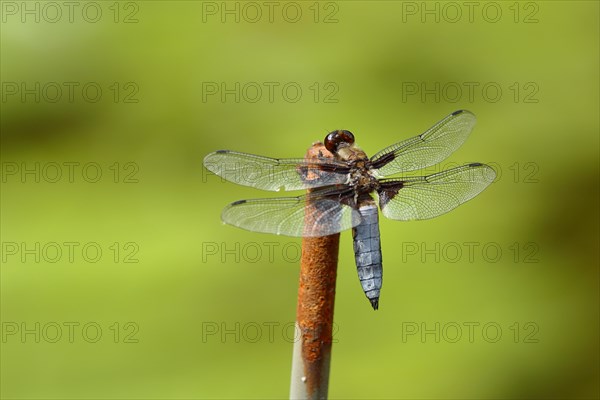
290, 142, 339, 399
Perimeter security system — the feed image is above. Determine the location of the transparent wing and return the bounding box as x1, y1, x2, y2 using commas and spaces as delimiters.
203, 150, 351, 192
370, 110, 477, 177
221, 188, 361, 237
378, 163, 496, 221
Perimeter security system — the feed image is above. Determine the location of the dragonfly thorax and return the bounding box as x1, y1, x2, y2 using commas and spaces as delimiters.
349, 162, 379, 194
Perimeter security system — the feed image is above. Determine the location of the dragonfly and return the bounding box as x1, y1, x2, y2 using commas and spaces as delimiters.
203, 110, 495, 310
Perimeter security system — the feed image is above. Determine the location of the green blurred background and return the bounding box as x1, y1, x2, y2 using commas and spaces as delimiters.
1, 1, 598, 399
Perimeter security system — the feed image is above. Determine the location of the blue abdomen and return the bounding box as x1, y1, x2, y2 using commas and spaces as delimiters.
352, 204, 383, 310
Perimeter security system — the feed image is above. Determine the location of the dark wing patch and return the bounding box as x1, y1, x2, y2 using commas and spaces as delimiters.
377, 163, 496, 220
221, 187, 361, 237
203, 150, 351, 192
370, 110, 477, 176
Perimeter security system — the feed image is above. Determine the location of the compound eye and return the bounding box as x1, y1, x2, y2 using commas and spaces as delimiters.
324, 130, 355, 153
324, 131, 338, 152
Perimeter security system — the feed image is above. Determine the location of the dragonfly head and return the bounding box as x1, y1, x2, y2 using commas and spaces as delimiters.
324, 130, 355, 154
